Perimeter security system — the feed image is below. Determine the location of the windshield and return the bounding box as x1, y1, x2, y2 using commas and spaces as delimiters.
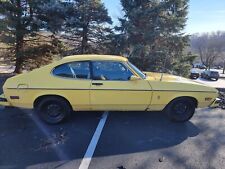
127, 62, 146, 79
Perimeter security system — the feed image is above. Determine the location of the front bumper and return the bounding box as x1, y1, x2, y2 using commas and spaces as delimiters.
0, 94, 10, 107
209, 98, 221, 108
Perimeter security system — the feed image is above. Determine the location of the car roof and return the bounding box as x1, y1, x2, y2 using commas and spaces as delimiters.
61, 54, 128, 62
190, 69, 199, 73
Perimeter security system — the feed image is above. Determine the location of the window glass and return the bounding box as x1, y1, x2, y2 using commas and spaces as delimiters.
52, 64, 73, 78
92, 61, 133, 81
210, 71, 219, 75
53, 61, 90, 79
127, 62, 146, 79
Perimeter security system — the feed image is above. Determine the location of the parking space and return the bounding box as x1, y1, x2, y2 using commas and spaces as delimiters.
90, 111, 198, 169
88, 109, 225, 169
0, 108, 102, 169
1, 108, 225, 169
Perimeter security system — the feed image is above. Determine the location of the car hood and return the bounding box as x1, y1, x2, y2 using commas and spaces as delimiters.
144, 71, 218, 92
145, 72, 191, 82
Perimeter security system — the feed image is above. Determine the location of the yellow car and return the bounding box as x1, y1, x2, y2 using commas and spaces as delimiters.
0, 55, 220, 124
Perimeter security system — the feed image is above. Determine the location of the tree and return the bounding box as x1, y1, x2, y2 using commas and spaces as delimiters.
63, 0, 112, 54
191, 32, 225, 69
0, 0, 65, 73
117, 0, 190, 75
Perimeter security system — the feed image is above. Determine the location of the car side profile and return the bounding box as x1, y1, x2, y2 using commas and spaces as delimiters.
0, 55, 220, 124
201, 70, 220, 81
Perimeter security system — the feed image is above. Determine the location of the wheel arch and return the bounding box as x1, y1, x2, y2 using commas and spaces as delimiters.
164, 96, 198, 111
33, 94, 73, 110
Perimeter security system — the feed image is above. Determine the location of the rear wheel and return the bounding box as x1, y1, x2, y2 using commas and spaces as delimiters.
35, 97, 72, 124
165, 98, 196, 122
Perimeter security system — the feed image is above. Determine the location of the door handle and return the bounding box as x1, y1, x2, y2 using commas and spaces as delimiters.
92, 82, 103, 86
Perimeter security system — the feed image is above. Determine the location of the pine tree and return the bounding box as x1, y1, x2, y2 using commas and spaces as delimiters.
0, 0, 65, 73
64, 0, 112, 54
118, 0, 190, 75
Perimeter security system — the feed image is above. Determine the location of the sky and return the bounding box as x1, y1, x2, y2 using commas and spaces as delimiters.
102, 0, 225, 34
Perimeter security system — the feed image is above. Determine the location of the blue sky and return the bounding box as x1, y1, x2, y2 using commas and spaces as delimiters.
102, 0, 225, 34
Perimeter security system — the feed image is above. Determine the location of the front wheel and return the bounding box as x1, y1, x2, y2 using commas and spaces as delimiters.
35, 97, 72, 124
165, 98, 196, 122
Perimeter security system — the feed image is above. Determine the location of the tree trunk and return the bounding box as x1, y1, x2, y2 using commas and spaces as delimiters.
198, 47, 205, 66
14, 39, 23, 73
223, 60, 225, 74
81, 24, 88, 54
14, 0, 23, 73
14, 38, 24, 74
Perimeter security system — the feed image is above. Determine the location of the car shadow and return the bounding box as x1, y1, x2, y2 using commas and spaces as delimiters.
94, 111, 199, 157
0, 108, 199, 168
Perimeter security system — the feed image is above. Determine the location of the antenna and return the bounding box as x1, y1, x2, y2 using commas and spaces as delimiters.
160, 54, 169, 81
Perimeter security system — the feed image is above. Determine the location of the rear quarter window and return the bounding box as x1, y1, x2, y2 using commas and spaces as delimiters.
52, 64, 73, 78
52, 61, 90, 79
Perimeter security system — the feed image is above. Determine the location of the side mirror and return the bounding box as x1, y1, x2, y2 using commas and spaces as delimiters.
130, 75, 141, 81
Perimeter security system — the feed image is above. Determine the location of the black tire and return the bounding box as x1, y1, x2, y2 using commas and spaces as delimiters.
35, 97, 72, 124
165, 98, 196, 122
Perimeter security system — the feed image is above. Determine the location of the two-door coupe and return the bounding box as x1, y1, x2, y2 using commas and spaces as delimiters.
0, 55, 220, 124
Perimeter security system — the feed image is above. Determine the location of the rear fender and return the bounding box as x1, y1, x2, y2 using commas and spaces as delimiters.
0, 94, 10, 107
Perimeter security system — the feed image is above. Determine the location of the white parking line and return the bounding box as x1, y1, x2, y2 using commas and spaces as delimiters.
78, 111, 109, 169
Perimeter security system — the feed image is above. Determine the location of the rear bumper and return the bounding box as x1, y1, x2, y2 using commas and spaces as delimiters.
0, 94, 10, 107
209, 98, 221, 108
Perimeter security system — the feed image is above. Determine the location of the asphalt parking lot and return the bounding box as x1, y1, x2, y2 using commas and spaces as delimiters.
0, 77, 225, 169
1, 107, 225, 169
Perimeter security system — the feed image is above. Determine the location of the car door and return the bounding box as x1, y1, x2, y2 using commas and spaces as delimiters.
90, 61, 152, 111
52, 61, 91, 110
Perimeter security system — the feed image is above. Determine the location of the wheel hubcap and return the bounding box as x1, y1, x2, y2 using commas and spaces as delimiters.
46, 104, 62, 117
174, 103, 188, 114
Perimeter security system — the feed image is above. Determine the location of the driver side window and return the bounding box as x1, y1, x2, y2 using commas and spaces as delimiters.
92, 61, 133, 81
